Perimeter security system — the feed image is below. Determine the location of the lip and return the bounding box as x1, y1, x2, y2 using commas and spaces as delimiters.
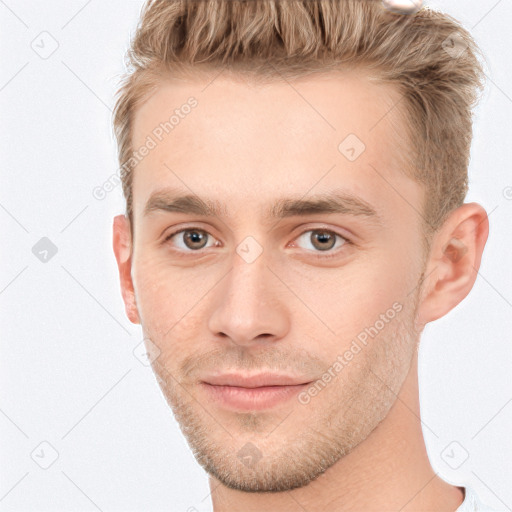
200, 373, 314, 411
201, 372, 313, 388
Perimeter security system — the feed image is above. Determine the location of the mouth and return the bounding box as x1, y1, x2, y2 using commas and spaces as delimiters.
200, 373, 314, 411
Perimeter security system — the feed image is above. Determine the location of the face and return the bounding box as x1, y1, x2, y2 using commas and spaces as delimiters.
125, 70, 428, 492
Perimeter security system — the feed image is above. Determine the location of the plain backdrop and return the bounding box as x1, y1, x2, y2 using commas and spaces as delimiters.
1, 1, 511, 510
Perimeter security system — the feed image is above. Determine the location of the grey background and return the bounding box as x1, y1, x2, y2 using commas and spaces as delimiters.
1, 1, 511, 510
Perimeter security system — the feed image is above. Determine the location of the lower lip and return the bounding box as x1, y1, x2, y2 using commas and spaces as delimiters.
200, 382, 311, 411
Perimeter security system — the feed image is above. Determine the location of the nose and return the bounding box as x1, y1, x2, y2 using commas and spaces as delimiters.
207, 248, 290, 347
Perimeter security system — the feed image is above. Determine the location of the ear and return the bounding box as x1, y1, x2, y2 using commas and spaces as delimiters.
112, 214, 140, 324
416, 202, 489, 328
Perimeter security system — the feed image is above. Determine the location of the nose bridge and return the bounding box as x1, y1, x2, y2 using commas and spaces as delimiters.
207, 243, 290, 344
228, 248, 268, 306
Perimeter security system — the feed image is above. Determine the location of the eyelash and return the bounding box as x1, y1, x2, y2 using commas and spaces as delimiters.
163, 226, 352, 260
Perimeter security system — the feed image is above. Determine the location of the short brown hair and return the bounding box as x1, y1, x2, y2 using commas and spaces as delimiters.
112, 0, 484, 241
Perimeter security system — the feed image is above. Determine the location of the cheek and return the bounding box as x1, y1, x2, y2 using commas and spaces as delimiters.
132, 253, 220, 339
279, 248, 416, 347
132, 255, 182, 334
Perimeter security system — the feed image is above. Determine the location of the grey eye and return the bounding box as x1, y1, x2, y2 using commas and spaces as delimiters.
295, 229, 347, 252
182, 230, 209, 250
167, 229, 217, 251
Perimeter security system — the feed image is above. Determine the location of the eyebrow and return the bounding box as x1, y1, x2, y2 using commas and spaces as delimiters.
143, 187, 382, 226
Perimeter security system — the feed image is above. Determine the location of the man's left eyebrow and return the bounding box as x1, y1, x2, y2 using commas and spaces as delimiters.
265, 191, 382, 226
143, 188, 383, 226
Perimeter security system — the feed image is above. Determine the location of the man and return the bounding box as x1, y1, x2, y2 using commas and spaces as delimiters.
112, 0, 497, 509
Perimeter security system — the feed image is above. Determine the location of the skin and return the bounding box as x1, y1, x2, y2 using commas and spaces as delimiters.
113, 69, 488, 511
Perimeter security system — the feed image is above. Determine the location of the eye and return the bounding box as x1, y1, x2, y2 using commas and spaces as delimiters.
291, 228, 350, 256
163, 226, 351, 258
164, 228, 219, 251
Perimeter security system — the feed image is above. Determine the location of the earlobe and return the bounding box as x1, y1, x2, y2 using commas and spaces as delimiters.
112, 214, 141, 325
416, 203, 489, 326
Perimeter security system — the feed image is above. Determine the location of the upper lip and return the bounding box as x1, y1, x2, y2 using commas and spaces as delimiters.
201, 373, 314, 388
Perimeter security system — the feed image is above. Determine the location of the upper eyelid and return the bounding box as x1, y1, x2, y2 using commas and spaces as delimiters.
295, 227, 350, 240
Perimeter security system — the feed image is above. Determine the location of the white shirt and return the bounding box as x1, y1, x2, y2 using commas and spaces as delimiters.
456, 485, 499, 511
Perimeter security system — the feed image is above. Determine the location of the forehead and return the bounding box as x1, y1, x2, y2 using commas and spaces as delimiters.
130, 69, 420, 225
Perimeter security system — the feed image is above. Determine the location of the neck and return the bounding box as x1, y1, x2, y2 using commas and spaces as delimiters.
209, 348, 465, 511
